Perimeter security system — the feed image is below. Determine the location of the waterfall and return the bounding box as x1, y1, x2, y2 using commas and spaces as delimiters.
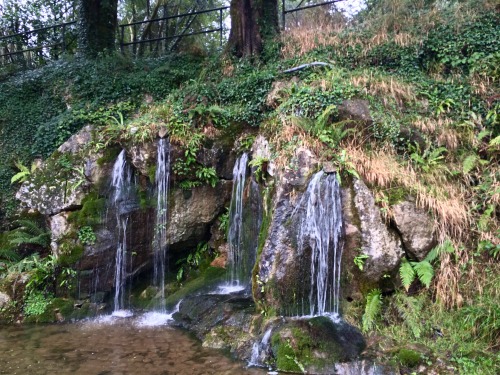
297, 171, 343, 317
152, 138, 170, 311
111, 150, 133, 315
227, 153, 249, 288
248, 327, 273, 367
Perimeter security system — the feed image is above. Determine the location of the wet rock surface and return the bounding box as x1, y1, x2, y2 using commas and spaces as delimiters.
174, 292, 256, 357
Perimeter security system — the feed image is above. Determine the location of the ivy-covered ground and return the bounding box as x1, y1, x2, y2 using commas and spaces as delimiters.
0, 0, 498, 373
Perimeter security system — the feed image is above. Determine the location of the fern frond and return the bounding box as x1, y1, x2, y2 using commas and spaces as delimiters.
412, 260, 434, 288
316, 105, 337, 132
362, 289, 382, 333
395, 293, 423, 339
9, 220, 51, 248
425, 239, 454, 263
399, 259, 416, 291
462, 154, 478, 174
477, 130, 491, 142
0, 247, 21, 262
13, 220, 45, 236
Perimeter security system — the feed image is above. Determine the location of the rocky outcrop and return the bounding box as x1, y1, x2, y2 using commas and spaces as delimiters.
168, 182, 232, 252
256, 147, 320, 314
16, 178, 87, 216
352, 180, 404, 282
57, 125, 93, 154
393, 200, 436, 260
128, 142, 157, 176
338, 99, 373, 128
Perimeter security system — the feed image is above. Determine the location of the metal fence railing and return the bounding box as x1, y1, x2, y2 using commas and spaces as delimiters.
282, 0, 347, 28
0, 1, 346, 68
0, 21, 77, 68
119, 6, 229, 56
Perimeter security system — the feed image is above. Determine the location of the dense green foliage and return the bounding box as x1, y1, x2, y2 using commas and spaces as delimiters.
0, 1, 498, 372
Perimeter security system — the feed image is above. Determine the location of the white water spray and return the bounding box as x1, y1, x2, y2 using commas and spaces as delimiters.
152, 138, 170, 311
111, 150, 133, 314
227, 152, 249, 288
248, 327, 273, 367
297, 171, 343, 316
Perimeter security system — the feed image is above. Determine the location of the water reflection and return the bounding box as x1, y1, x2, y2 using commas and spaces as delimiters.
0, 320, 266, 375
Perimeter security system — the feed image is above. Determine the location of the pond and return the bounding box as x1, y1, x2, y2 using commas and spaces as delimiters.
0, 314, 267, 375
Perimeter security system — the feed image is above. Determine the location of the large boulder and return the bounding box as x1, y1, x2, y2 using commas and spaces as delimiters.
168, 182, 232, 251
393, 200, 436, 260
16, 177, 87, 216
352, 180, 404, 282
256, 147, 320, 314
174, 292, 255, 357
338, 99, 373, 129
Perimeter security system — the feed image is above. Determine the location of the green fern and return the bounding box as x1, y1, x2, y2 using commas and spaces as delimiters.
9, 220, 51, 248
425, 239, 455, 263
362, 289, 383, 333
489, 135, 500, 148
412, 260, 434, 288
394, 293, 424, 339
10, 160, 34, 184
400, 259, 416, 291
0, 247, 21, 262
462, 154, 478, 174
399, 240, 456, 291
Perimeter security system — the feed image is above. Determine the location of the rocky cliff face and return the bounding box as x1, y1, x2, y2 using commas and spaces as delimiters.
15, 127, 234, 301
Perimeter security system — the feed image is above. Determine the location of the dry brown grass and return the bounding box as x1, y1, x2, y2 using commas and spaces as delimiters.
350, 72, 417, 108
266, 115, 324, 170
281, 15, 344, 59
345, 144, 470, 240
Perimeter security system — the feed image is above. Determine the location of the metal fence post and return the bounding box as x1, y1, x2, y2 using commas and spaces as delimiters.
120, 25, 124, 54
219, 8, 223, 47
282, 0, 286, 29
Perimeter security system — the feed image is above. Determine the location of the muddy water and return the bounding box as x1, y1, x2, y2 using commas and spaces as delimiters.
0, 318, 266, 375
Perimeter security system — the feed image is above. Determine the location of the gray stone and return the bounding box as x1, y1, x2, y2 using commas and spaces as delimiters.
58, 125, 93, 154
16, 178, 87, 216
129, 142, 157, 176
0, 292, 11, 309
256, 147, 320, 313
353, 180, 404, 281
270, 317, 366, 374
338, 99, 373, 128
168, 182, 232, 250
252, 135, 275, 176
282, 147, 319, 187
393, 200, 436, 260
49, 212, 70, 257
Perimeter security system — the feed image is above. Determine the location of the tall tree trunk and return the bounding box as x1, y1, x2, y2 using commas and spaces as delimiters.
77, 0, 118, 57
227, 0, 279, 58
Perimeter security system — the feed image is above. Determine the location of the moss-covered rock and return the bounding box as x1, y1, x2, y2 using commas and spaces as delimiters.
270, 317, 366, 374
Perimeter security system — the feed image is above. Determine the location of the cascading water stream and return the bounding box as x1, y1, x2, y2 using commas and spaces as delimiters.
152, 138, 170, 311
111, 150, 133, 315
248, 327, 273, 367
226, 153, 249, 290
297, 171, 343, 317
